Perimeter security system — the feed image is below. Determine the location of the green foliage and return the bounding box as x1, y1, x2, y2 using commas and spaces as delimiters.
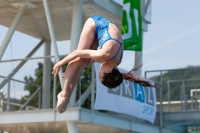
21, 58, 92, 109
21, 58, 67, 108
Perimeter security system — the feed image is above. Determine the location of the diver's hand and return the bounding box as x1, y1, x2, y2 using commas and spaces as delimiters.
52, 62, 62, 76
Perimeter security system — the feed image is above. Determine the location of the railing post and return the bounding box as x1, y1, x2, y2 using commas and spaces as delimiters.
91, 64, 95, 110
160, 71, 163, 129
167, 81, 170, 111
182, 81, 185, 110
53, 74, 57, 109
191, 96, 194, 109
19, 87, 41, 111
184, 94, 188, 110
7, 81, 10, 111
38, 89, 42, 109
0, 90, 3, 112
42, 40, 51, 109
195, 86, 198, 109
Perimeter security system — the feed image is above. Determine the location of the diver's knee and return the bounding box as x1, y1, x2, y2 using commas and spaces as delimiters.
85, 18, 96, 30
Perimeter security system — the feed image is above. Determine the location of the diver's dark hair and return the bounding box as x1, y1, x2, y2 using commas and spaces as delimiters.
101, 68, 123, 88
101, 67, 156, 89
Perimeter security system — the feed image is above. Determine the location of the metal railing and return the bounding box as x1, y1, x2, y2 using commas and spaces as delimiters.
0, 56, 54, 112
167, 79, 200, 111
0, 75, 42, 112
145, 67, 200, 112
145, 67, 200, 129
0, 55, 95, 112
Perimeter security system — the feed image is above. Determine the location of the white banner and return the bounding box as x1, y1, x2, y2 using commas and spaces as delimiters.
94, 63, 157, 123
144, 0, 152, 23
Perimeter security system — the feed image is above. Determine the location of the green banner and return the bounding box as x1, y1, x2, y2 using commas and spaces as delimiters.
122, 0, 142, 51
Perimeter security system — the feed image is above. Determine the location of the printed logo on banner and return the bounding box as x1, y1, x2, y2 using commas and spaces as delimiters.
94, 62, 156, 123
144, 86, 154, 106
108, 81, 155, 106
133, 83, 145, 103
108, 80, 134, 99
108, 81, 155, 116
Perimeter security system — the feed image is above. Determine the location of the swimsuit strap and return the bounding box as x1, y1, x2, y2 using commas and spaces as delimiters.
107, 40, 123, 61
106, 26, 123, 63
91, 16, 123, 64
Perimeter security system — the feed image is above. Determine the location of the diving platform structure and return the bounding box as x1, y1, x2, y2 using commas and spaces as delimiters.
0, 0, 200, 133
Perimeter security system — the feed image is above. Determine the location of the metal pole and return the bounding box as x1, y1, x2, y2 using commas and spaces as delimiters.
185, 94, 188, 110
144, 71, 147, 78
42, 40, 51, 109
69, 0, 83, 52
134, 0, 146, 76
91, 65, 95, 110
68, 0, 83, 108
180, 86, 183, 110
53, 73, 57, 109
42, 0, 64, 88
191, 96, 194, 109
160, 71, 163, 129
38, 89, 41, 109
67, 122, 78, 133
19, 87, 42, 111
0, 90, 3, 112
3, 101, 37, 109
195, 86, 198, 109
53, 74, 57, 121
167, 81, 170, 111
0, 75, 40, 87
67, 0, 83, 132
0, 4, 26, 60
0, 40, 44, 89
134, 52, 142, 76
75, 85, 91, 107
7, 81, 10, 111
182, 81, 185, 110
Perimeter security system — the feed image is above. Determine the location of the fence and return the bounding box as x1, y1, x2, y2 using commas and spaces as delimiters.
145, 67, 200, 112
0, 55, 93, 112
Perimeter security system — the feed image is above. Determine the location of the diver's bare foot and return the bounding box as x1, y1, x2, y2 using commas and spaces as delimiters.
56, 92, 69, 113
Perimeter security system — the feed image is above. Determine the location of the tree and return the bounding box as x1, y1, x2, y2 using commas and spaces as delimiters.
20, 60, 92, 109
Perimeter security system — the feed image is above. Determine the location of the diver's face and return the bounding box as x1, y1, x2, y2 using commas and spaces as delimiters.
98, 63, 113, 81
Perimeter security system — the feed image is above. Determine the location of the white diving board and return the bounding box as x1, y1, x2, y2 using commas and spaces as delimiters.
0, 108, 161, 133
0, 107, 188, 133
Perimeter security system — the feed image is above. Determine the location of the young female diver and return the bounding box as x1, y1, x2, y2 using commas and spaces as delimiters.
52, 16, 154, 113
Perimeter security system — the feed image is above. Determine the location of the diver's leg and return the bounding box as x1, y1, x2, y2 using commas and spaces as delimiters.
68, 37, 98, 89
56, 38, 98, 113
56, 57, 83, 113
59, 18, 97, 96
77, 18, 96, 50
57, 59, 91, 113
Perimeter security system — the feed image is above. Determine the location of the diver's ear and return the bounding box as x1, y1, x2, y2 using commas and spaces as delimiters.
105, 69, 110, 73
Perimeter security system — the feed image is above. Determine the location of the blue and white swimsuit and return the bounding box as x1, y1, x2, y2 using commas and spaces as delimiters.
91, 16, 123, 64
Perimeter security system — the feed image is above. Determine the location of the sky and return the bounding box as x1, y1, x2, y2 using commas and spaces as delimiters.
0, 0, 200, 98
142, 0, 200, 75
